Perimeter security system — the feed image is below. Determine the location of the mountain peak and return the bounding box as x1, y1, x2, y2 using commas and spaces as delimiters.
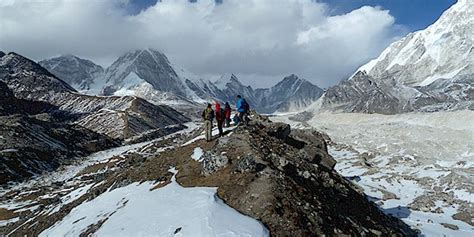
229, 74, 241, 83
318, 0, 473, 114
281, 74, 301, 83
104, 48, 186, 96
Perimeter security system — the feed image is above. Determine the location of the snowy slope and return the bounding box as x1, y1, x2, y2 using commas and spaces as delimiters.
40, 169, 269, 237
358, 0, 473, 87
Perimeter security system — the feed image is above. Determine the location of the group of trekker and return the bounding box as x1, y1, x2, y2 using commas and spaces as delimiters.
201, 95, 250, 142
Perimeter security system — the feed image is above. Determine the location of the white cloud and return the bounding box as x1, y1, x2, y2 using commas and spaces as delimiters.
0, 0, 404, 87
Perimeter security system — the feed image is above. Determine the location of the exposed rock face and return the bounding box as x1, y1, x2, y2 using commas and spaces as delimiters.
317, 0, 474, 114
39, 55, 104, 91
0, 52, 75, 99
0, 81, 118, 184
321, 71, 407, 114
0, 116, 417, 236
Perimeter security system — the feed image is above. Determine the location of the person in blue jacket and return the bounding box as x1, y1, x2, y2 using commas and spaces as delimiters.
235, 95, 249, 125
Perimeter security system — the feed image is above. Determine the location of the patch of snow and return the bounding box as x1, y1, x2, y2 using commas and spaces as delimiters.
47, 183, 94, 215
191, 147, 204, 162
0, 217, 20, 227
418, 65, 468, 86
0, 149, 18, 153
40, 170, 269, 237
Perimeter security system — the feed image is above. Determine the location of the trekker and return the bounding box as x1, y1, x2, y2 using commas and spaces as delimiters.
215, 101, 225, 137
201, 103, 215, 141
236, 95, 249, 126
224, 102, 232, 127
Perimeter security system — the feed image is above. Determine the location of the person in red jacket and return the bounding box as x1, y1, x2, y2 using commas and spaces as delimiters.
215, 101, 224, 137
224, 102, 231, 127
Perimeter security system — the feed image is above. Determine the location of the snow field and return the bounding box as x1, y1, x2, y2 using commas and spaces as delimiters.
40, 168, 269, 237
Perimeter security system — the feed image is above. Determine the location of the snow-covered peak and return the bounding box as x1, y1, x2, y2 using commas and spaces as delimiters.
354, 0, 473, 87
212, 73, 242, 90
39, 55, 104, 91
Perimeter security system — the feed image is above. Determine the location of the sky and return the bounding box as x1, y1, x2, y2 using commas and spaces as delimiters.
0, 0, 457, 88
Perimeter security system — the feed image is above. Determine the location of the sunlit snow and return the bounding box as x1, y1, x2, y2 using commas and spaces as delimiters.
40, 169, 269, 237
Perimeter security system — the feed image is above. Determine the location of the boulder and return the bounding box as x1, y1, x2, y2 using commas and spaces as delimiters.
266, 122, 291, 140
202, 152, 228, 175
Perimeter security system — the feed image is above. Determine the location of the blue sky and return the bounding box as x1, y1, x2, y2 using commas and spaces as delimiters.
129, 0, 456, 31
319, 0, 457, 31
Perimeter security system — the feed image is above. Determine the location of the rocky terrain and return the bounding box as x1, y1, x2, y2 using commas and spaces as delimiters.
0, 115, 416, 236
0, 52, 190, 184
0, 80, 118, 184
40, 49, 324, 113
315, 0, 473, 114
274, 111, 474, 236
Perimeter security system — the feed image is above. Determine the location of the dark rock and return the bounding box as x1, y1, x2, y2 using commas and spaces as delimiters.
266, 122, 291, 140
235, 154, 265, 173
441, 223, 459, 230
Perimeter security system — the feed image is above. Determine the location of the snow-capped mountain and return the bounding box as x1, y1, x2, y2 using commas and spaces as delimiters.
40, 50, 324, 113
39, 55, 104, 91
255, 74, 324, 113
317, 0, 473, 114
102, 49, 199, 99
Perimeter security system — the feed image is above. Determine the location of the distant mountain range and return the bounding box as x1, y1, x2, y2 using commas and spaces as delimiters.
40, 49, 324, 113
313, 0, 473, 114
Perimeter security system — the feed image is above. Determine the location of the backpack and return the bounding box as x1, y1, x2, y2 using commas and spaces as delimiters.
216, 108, 225, 121
203, 108, 214, 120
243, 99, 250, 112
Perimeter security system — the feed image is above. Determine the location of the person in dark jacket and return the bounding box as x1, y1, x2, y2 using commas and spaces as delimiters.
224, 102, 232, 127
215, 101, 224, 137
201, 103, 215, 141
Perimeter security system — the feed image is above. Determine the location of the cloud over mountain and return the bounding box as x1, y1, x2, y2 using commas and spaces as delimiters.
0, 0, 404, 87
